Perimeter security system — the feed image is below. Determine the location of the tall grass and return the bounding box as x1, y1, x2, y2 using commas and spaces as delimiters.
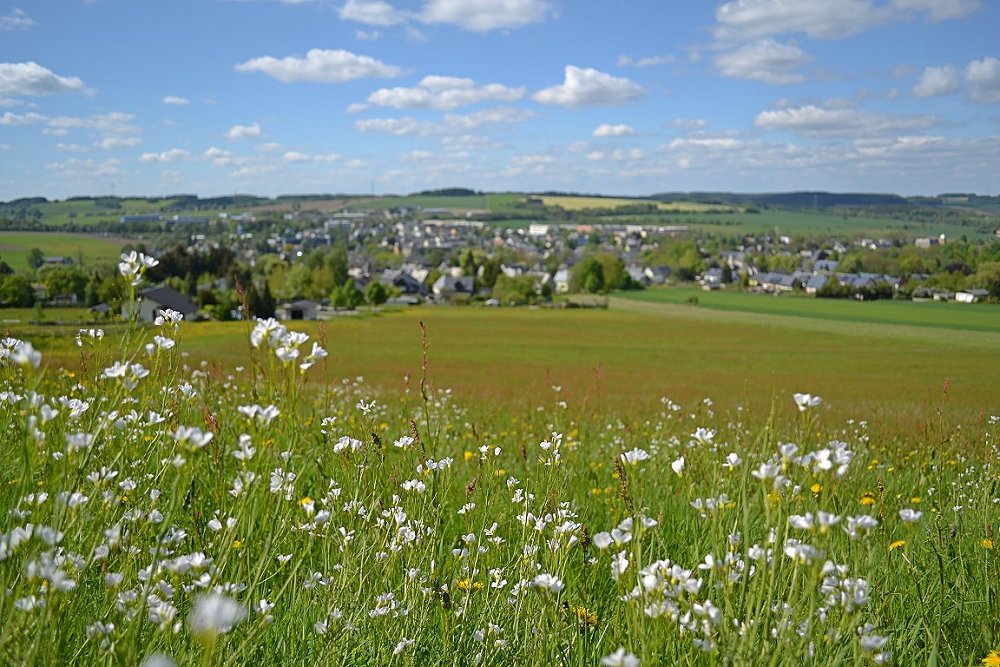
0, 281, 998, 665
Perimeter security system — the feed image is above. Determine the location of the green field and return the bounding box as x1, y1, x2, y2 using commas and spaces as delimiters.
13, 302, 999, 426
0, 231, 131, 270
617, 286, 1000, 332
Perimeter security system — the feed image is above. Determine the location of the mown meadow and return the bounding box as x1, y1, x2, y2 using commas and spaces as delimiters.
1, 257, 998, 666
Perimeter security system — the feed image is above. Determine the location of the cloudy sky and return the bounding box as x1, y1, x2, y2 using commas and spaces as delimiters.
1, 0, 998, 200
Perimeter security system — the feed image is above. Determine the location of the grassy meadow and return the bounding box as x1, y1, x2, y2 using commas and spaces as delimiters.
0, 231, 131, 271
1, 280, 999, 665
617, 286, 1000, 333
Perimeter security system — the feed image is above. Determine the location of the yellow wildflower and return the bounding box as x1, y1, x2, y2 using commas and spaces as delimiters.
570, 605, 598, 628
810, 483, 822, 495
888, 540, 906, 551
464, 450, 475, 462
982, 650, 1000, 667
860, 491, 876, 506
982, 539, 995, 550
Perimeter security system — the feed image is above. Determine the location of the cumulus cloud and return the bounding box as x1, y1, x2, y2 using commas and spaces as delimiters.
712, 0, 980, 44
283, 151, 310, 162
586, 148, 643, 161
419, 0, 551, 31
665, 136, 744, 150
714, 39, 811, 84
366, 75, 524, 110
912, 65, 960, 98
0, 8, 35, 31
338, 0, 406, 26
355, 106, 535, 136
0, 61, 85, 96
227, 122, 263, 140
235, 48, 401, 83
162, 96, 190, 106
533, 66, 643, 108
965, 57, 1000, 102
754, 104, 940, 137
138, 148, 191, 163
592, 123, 635, 137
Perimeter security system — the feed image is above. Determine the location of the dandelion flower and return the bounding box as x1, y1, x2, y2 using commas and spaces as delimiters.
981, 649, 1000, 666
888, 540, 906, 551
982, 539, 994, 550
860, 491, 876, 506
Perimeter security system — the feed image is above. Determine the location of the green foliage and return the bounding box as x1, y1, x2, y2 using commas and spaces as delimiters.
571, 257, 605, 293
365, 280, 388, 310
492, 274, 539, 306
0, 273, 34, 306
334, 278, 364, 310
26, 247, 44, 269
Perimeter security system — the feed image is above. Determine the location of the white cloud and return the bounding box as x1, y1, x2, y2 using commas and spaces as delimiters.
55, 143, 88, 153
533, 66, 643, 108
338, 0, 406, 26
715, 39, 811, 84
754, 104, 940, 137
965, 57, 1000, 102
138, 148, 191, 163
0, 61, 85, 96
617, 54, 676, 68
99, 136, 143, 149
0, 8, 35, 31
0, 97, 23, 106
283, 151, 310, 162
712, 0, 981, 43
666, 136, 744, 150
46, 157, 123, 178
227, 122, 263, 140
586, 148, 643, 161
162, 96, 190, 106
592, 123, 635, 138
403, 149, 434, 160
0, 110, 46, 125
366, 75, 524, 110
671, 118, 708, 129
235, 48, 401, 83
420, 0, 551, 31
0, 143, 12, 151
355, 29, 381, 40
912, 65, 960, 98
355, 106, 534, 136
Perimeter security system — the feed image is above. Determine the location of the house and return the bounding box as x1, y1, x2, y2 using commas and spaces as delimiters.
432, 275, 475, 300
813, 259, 838, 273
277, 299, 319, 320
379, 269, 427, 297
643, 266, 671, 285
805, 274, 831, 295
956, 289, 989, 304
125, 286, 198, 323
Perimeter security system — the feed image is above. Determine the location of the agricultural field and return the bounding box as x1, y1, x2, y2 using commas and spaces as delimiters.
616, 286, 1000, 333
0, 292, 998, 665
0, 231, 132, 271
539, 195, 734, 213
11, 301, 1000, 425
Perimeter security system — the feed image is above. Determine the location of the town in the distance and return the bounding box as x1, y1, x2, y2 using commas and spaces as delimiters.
1, 188, 998, 321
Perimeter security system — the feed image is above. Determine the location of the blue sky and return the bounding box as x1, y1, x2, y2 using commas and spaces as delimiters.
1, 0, 998, 200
